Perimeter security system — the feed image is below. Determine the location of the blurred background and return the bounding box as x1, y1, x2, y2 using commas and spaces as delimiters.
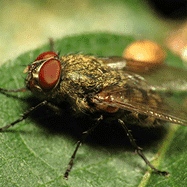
1, 0, 187, 64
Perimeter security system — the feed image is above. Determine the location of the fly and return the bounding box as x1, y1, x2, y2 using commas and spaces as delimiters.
0, 48, 187, 179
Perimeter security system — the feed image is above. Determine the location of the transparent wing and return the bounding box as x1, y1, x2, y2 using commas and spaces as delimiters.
92, 82, 187, 126
100, 56, 187, 93
96, 56, 187, 125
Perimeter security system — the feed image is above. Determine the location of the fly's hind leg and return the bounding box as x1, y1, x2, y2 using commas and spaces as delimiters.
118, 119, 169, 176
64, 115, 103, 180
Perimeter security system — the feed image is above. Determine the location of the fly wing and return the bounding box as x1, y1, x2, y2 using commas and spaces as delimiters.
100, 56, 127, 70
97, 56, 187, 125
100, 56, 187, 93
92, 83, 187, 126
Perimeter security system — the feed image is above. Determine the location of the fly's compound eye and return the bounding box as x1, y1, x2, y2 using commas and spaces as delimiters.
39, 58, 61, 90
35, 51, 58, 61
23, 52, 59, 74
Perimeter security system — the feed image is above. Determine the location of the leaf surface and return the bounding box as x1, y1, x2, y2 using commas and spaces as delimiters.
0, 33, 187, 187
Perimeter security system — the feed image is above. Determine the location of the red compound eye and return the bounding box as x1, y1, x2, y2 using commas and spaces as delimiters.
39, 59, 61, 90
35, 51, 58, 61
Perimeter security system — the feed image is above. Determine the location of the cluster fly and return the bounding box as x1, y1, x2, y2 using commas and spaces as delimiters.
0, 43, 187, 179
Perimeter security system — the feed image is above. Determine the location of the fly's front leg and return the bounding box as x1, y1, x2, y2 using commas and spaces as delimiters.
118, 119, 169, 176
0, 100, 50, 131
0, 87, 28, 93
64, 115, 103, 180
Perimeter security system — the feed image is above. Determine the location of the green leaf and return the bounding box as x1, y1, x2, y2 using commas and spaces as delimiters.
0, 33, 187, 187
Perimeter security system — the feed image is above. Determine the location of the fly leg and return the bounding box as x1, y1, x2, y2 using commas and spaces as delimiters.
118, 119, 169, 176
0, 100, 50, 131
64, 115, 103, 180
49, 38, 55, 52
0, 87, 27, 93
